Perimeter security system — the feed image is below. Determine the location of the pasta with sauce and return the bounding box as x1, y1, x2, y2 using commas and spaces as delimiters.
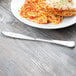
20, 0, 76, 24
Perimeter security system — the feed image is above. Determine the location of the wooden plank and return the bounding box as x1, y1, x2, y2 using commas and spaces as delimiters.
0, 0, 76, 76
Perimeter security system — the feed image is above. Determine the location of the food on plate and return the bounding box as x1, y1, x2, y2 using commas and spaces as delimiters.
20, 0, 76, 24
20, 2, 48, 24
45, 0, 73, 10
47, 13, 63, 24
47, 8, 76, 16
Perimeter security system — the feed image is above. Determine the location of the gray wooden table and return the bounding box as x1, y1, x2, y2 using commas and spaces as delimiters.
0, 0, 76, 76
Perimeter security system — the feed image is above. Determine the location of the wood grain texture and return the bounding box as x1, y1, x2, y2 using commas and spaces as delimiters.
0, 0, 76, 76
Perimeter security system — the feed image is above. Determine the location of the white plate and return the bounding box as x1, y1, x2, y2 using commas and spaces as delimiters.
11, 0, 76, 29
